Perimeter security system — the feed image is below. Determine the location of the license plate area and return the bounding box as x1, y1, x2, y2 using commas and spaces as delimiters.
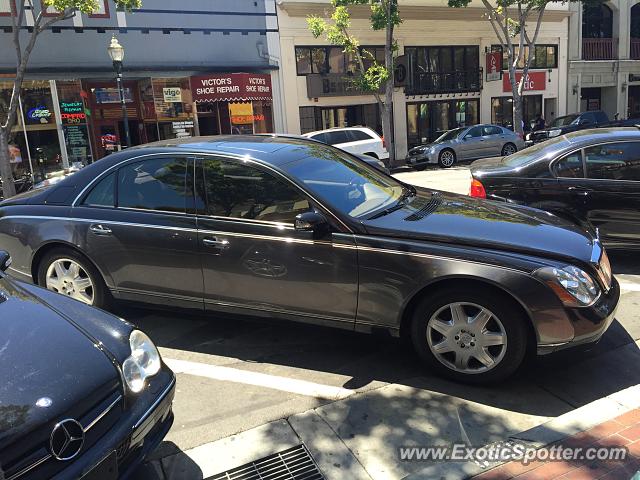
82, 451, 118, 480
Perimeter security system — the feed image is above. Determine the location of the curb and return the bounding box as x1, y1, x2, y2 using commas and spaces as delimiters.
403, 384, 640, 480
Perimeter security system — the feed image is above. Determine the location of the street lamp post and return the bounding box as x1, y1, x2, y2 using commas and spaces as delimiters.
107, 36, 131, 149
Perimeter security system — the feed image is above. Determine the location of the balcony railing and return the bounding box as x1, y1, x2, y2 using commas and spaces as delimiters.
631, 38, 640, 60
405, 69, 483, 95
582, 38, 618, 60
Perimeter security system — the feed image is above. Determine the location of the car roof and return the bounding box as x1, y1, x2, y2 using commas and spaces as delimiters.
562, 127, 640, 145
304, 126, 373, 135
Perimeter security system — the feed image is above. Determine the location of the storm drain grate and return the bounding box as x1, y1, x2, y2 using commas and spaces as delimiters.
207, 444, 324, 480
404, 192, 442, 221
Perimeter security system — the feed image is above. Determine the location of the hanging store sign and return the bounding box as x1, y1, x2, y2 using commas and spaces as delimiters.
486, 52, 502, 82
190, 73, 272, 102
163, 87, 182, 103
502, 71, 546, 92
60, 101, 87, 124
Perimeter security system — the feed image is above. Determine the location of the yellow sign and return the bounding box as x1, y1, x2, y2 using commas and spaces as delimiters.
229, 103, 254, 124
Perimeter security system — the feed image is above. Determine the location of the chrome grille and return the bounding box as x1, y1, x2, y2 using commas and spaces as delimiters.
208, 445, 324, 480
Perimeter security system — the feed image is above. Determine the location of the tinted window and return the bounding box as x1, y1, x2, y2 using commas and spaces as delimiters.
554, 151, 584, 178
200, 158, 311, 223
594, 111, 608, 123
483, 126, 502, 136
118, 158, 187, 213
83, 172, 115, 207
580, 113, 595, 125
585, 142, 640, 181
325, 131, 352, 145
310, 133, 328, 144
349, 130, 375, 141
465, 126, 483, 138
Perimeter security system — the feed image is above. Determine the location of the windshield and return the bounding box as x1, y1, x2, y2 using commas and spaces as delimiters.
550, 115, 579, 127
282, 147, 406, 218
501, 135, 570, 168
435, 127, 465, 143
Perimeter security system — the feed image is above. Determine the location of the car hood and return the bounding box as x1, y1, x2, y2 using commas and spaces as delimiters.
0, 276, 122, 454
361, 188, 595, 264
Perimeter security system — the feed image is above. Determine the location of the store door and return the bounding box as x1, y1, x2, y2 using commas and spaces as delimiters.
629, 86, 640, 119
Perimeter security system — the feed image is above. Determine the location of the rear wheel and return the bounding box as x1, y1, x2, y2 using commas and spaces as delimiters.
438, 149, 456, 168
410, 288, 528, 383
37, 247, 110, 309
501, 143, 517, 156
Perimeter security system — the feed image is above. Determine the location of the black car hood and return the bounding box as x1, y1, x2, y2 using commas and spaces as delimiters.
0, 276, 122, 453
361, 189, 595, 263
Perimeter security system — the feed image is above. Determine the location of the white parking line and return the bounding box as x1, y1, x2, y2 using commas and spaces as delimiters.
164, 358, 356, 401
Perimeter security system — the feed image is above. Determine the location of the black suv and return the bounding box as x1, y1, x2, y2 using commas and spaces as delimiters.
526, 111, 609, 146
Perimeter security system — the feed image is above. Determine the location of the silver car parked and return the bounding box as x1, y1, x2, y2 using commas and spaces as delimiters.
406, 124, 525, 169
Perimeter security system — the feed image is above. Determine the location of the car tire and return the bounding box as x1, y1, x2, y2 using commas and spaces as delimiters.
409, 287, 528, 384
438, 149, 456, 168
501, 143, 517, 156
37, 247, 111, 309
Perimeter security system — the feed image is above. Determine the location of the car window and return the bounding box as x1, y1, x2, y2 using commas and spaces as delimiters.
465, 126, 483, 138
550, 115, 578, 127
310, 133, 327, 144
483, 126, 502, 136
83, 172, 115, 207
585, 142, 640, 181
349, 130, 375, 141
594, 111, 608, 123
435, 128, 465, 142
118, 157, 188, 213
325, 131, 352, 145
580, 113, 595, 125
554, 151, 584, 178
199, 158, 311, 224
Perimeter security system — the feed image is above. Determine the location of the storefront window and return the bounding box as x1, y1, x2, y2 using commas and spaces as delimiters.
151, 78, 195, 140
491, 45, 558, 70
57, 80, 93, 166
406, 99, 480, 147
491, 95, 542, 131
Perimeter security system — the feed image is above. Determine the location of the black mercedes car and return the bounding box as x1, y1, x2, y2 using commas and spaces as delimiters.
0, 251, 175, 480
525, 111, 609, 146
0, 136, 618, 383
470, 127, 640, 249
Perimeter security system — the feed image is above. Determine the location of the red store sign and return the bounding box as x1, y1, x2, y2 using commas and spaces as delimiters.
190, 73, 272, 102
502, 71, 546, 92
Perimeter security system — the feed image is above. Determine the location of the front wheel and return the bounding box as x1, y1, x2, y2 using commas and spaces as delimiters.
37, 247, 110, 309
501, 143, 517, 156
438, 149, 456, 168
410, 288, 528, 383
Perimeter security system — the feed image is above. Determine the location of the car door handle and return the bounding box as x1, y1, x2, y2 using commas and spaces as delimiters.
203, 237, 230, 248
567, 186, 592, 196
89, 224, 112, 236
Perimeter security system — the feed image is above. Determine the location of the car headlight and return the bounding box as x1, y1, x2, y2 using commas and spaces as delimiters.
526, 133, 532, 141
535, 266, 600, 306
123, 330, 161, 393
548, 129, 562, 138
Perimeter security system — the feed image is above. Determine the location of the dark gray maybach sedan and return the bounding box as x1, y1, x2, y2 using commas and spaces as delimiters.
0, 136, 618, 383
0, 251, 175, 480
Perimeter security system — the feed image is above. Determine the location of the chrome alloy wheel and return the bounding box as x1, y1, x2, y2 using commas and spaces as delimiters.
426, 302, 507, 374
46, 258, 95, 305
439, 150, 455, 167
502, 143, 517, 155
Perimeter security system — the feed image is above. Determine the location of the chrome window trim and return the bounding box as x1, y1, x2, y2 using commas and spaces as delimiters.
133, 376, 175, 430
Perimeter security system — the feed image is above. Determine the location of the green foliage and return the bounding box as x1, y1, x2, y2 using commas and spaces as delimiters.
42, 0, 141, 14
307, 0, 400, 94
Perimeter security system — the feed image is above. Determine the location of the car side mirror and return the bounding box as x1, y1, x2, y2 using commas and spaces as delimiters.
295, 211, 328, 233
0, 251, 11, 273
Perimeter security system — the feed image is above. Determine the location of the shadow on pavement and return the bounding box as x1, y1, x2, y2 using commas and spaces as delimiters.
130, 442, 203, 480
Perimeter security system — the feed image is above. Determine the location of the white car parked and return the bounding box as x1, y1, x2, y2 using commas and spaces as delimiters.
303, 127, 389, 161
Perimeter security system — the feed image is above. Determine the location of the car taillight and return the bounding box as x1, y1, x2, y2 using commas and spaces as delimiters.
381, 136, 386, 149
470, 179, 486, 198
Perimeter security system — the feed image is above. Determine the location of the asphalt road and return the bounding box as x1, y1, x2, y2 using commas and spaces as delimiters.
123, 169, 640, 479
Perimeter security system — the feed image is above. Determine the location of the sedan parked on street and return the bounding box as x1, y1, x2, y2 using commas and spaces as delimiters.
470, 127, 640, 250
0, 250, 175, 480
525, 111, 609, 146
406, 124, 525, 169
0, 135, 618, 383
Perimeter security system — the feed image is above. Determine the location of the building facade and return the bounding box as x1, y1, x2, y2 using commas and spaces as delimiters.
568, 0, 640, 120
0, 0, 283, 180
277, 0, 570, 162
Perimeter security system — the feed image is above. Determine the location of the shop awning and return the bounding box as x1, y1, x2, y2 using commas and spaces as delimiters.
190, 73, 272, 103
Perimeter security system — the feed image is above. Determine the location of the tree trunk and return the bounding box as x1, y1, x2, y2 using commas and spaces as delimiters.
0, 128, 16, 199
383, 0, 396, 167
508, 66, 524, 138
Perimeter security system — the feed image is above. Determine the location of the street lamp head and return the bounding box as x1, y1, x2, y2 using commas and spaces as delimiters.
107, 36, 125, 63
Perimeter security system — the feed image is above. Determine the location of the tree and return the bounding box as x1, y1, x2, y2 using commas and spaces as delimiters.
448, 0, 552, 137
0, 0, 141, 199
308, 0, 400, 166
